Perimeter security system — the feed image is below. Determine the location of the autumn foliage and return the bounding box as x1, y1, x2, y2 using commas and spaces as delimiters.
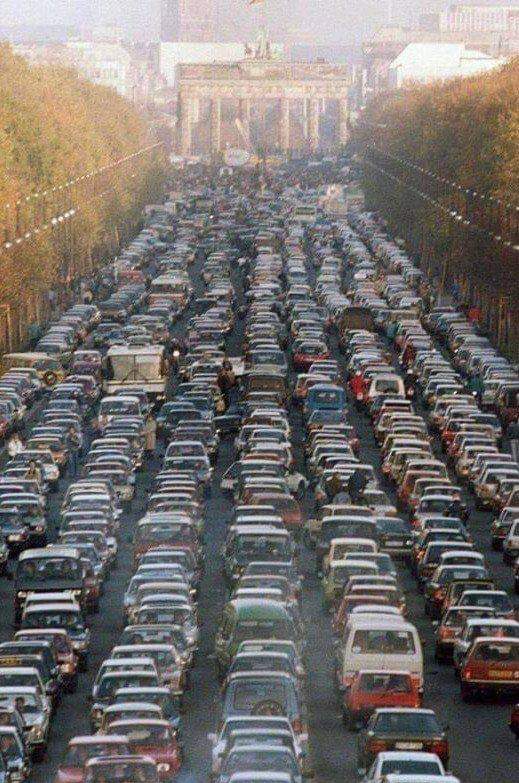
0, 43, 165, 344
357, 58, 519, 354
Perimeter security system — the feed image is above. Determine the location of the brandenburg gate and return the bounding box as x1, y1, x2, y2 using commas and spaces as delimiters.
176, 54, 350, 156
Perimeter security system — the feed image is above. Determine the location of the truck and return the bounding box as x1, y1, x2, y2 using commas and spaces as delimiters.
103, 345, 168, 399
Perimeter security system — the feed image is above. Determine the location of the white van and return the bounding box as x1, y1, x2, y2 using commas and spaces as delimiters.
338, 615, 423, 691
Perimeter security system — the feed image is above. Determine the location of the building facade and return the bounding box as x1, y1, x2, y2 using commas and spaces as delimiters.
160, 0, 217, 43
439, 4, 519, 33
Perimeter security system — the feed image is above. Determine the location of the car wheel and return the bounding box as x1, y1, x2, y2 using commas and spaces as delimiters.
33, 744, 46, 763
461, 682, 476, 702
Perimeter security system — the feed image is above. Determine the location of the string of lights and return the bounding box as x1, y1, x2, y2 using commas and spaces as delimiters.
361, 151, 519, 255
0, 143, 163, 254
2, 143, 162, 212
369, 144, 519, 214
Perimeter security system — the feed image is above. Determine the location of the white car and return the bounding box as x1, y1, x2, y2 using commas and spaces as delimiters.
384, 777, 460, 783
503, 519, 519, 564
363, 751, 446, 782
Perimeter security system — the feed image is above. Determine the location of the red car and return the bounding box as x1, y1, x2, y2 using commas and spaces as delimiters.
292, 341, 330, 371
55, 735, 130, 783
107, 719, 182, 781
343, 671, 421, 729
460, 637, 519, 701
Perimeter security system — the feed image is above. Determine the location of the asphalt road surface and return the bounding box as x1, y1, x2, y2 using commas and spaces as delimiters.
2, 233, 516, 783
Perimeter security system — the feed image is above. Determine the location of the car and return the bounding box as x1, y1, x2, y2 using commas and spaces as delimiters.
344, 671, 422, 729
362, 751, 446, 782
54, 735, 130, 783
356, 709, 449, 775
460, 637, 519, 700
105, 719, 182, 781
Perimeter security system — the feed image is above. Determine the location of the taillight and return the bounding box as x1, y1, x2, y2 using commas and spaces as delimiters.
429, 740, 448, 758
368, 740, 387, 754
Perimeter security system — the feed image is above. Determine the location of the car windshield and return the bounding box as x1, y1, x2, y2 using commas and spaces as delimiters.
352, 630, 415, 654
124, 725, 170, 745
0, 695, 39, 713
380, 759, 442, 775
236, 537, 289, 559
224, 749, 294, 774
18, 558, 82, 582
86, 761, 156, 782
462, 594, 511, 611
474, 642, 519, 661
66, 743, 128, 765
235, 619, 292, 642
375, 712, 441, 735
232, 681, 288, 712
24, 611, 81, 630
359, 673, 411, 692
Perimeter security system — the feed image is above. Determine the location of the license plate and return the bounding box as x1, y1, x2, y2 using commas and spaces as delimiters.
387, 540, 404, 547
395, 742, 423, 750
489, 669, 515, 679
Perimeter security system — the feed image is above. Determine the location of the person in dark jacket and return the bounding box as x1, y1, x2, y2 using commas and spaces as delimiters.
509, 420, 519, 464
348, 469, 368, 504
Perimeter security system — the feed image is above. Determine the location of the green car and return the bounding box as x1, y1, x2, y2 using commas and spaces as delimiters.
215, 598, 298, 676
322, 559, 378, 607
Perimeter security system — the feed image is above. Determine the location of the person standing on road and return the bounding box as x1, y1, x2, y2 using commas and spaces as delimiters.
7, 433, 23, 459
327, 471, 342, 501
509, 420, 519, 464
348, 468, 368, 504
67, 425, 81, 477
144, 413, 157, 456
217, 360, 236, 409
350, 371, 364, 404
25, 459, 41, 483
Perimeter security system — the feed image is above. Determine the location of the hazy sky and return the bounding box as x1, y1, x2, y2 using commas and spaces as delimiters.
2, 1, 514, 44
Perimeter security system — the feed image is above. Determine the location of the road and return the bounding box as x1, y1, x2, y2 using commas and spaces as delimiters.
1, 218, 516, 783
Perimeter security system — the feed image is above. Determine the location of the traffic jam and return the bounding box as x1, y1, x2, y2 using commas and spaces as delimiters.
0, 166, 515, 783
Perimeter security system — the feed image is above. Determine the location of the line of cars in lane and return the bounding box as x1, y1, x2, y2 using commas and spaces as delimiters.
54, 218, 204, 783
0, 301, 119, 782
211, 217, 314, 783
345, 212, 519, 705
0, 202, 197, 783
312, 206, 519, 763
282, 217, 458, 783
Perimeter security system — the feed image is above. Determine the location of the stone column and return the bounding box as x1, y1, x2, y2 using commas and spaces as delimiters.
308, 97, 320, 151
211, 96, 222, 154
179, 93, 193, 156
338, 98, 349, 145
279, 97, 290, 151
238, 97, 251, 136
302, 98, 308, 140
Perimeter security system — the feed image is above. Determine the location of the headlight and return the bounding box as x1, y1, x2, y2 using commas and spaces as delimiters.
158, 763, 171, 772
9, 534, 23, 541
